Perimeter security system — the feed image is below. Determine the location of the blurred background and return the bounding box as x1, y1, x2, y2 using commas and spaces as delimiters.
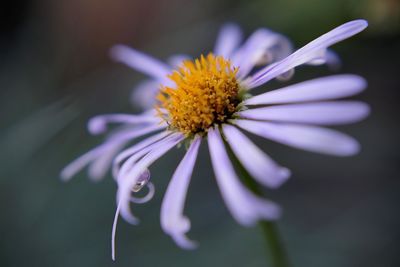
1, 0, 399, 266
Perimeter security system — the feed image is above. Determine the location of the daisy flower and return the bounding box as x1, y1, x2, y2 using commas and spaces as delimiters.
122, 23, 338, 110
61, 20, 369, 258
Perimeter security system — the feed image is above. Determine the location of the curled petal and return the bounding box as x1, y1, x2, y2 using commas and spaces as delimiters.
131, 182, 155, 204
244, 74, 367, 105
307, 49, 341, 70
235, 119, 360, 156
223, 125, 290, 188
161, 136, 201, 249
112, 131, 172, 178
208, 127, 281, 226
232, 28, 292, 78
238, 101, 370, 125
116, 133, 178, 182
117, 134, 184, 224
247, 20, 368, 88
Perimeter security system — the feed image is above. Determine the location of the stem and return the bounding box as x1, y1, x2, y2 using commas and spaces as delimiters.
259, 221, 289, 267
225, 141, 290, 267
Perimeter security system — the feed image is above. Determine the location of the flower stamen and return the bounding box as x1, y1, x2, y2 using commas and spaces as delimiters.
157, 53, 241, 135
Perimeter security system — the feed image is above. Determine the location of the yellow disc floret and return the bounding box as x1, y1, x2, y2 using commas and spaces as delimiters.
157, 53, 241, 135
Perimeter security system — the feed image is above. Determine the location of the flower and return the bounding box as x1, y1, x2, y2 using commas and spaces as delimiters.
117, 23, 339, 110
61, 20, 369, 258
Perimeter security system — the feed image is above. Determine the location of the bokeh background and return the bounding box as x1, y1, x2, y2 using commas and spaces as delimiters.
1, 0, 399, 266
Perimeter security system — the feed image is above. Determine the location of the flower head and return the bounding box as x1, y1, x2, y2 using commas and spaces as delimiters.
62, 20, 369, 259
157, 54, 242, 135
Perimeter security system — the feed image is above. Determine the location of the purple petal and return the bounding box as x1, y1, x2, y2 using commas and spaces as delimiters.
88, 141, 126, 181
239, 101, 370, 125
167, 54, 191, 68
112, 131, 172, 178
306, 49, 341, 70
235, 119, 360, 156
108, 123, 166, 142
223, 125, 290, 188
110, 45, 171, 81
161, 136, 201, 249
117, 134, 184, 224
130, 80, 160, 110
208, 127, 281, 226
61, 143, 109, 181
214, 23, 243, 58
232, 28, 292, 78
247, 20, 368, 88
244, 74, 367, 105
88, 111, 160, 135
116, 133, 178, 182
61, 123, 164, 181
111, 202, 121, 261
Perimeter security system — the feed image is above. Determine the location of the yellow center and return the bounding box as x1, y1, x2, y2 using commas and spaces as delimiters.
157, 53, 241, 135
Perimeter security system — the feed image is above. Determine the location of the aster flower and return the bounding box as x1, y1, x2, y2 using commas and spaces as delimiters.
62, 20, 369, 259
118, 23, 339, 110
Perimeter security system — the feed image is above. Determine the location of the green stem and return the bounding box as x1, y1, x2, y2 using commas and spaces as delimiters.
259, 221, 289, 267
225, 140, 290, 267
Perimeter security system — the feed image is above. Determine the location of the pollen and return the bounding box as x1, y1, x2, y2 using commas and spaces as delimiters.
157, 53, 241, 135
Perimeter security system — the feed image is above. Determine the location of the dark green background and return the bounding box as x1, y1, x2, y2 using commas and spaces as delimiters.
1, 0, 399, 266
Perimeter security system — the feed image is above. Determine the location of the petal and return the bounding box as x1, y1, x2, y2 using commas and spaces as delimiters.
112, 131, 172, 178
108, 123, 166, 142
116, 133, 177, 182
130, 80, 160, 110
61, 123, 164, 181
110, 45, 171, 81
167, 54, 191, 68
161, 136, 201, 249
117, 134, 184, 224
235, 119, 360, 156
232, 28, 292, 78
247, 20, 368, 88
111, 176, 156, 261
306, 49, 341, 70
208, 127, 281, 226
214, 23, 243, 58
239, 101, 370, 125
111, 202, 121, 261
88, 111, 160, 135
60, 143, 109, 181
88, 141, 126, 181
244, 74, 367, 105
223, 125, 290, 188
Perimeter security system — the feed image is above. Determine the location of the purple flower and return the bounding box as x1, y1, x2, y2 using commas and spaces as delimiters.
62, 20, 369, 259
117, 23, 340, 110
